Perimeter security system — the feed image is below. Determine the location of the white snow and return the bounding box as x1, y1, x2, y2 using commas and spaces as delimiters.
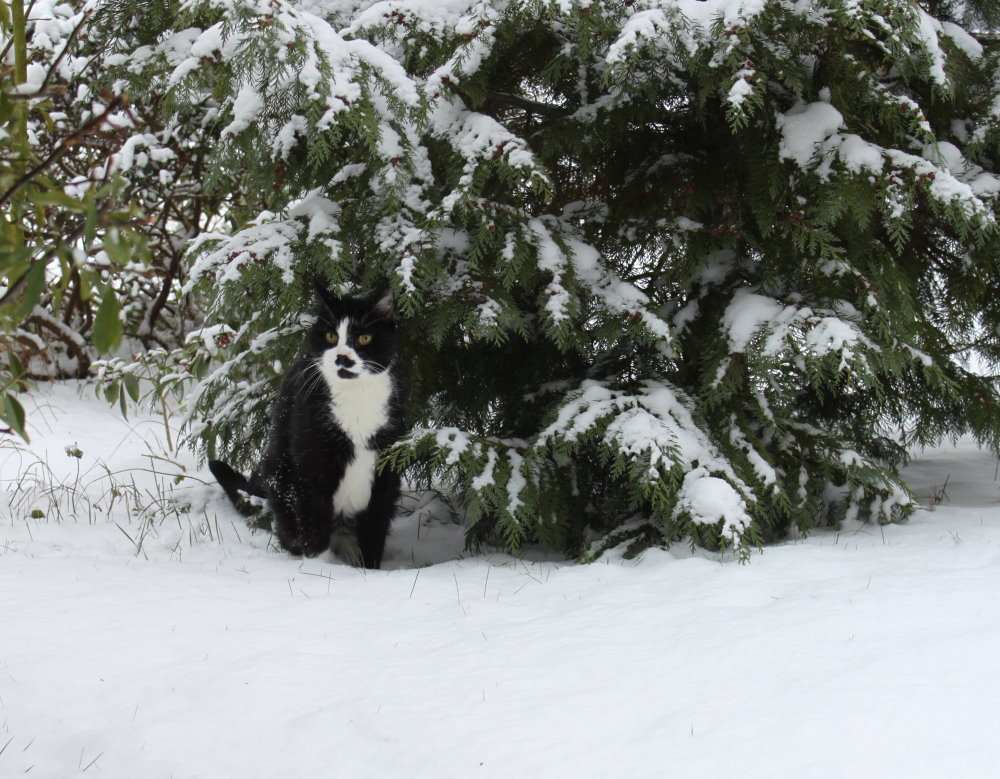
722, 289, 792, 353
5, 385, 1000, 777
606, 0, 772, 68
940, 20, 983, 60
721, 289, 872, 368
542, 381, 721, 478
727, 66, 756, 108
916, 9, 949, 86
677, 469, 750, 537
606, 9, 676, 64
504, 449, 527, 516
185, 323, 236, 356
836, 133, 885, 174
222, 84, 265, 137
272, 114, 308, 159
776, 100, 844, 169
775, 95, 999, 219
287, 188, 342, 243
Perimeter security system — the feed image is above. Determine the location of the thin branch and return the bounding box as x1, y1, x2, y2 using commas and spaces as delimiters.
484, 90, 573, 118
39, 9, 93, 96
0, 265, 33, 309
0, 93, 127, 209
5, 84, 69, 101
0, 195, 110, 309
24, 309, 92, 377
141, 247, 184, 346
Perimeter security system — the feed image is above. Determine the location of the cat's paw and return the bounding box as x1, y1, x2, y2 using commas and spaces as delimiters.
330, 531, 363, 566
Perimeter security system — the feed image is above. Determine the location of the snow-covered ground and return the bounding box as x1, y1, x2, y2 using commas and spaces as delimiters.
3, 383, 1000, 777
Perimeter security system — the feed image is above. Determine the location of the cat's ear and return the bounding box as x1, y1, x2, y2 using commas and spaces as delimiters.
371, 289, 396, 321
314, 282, 340, 313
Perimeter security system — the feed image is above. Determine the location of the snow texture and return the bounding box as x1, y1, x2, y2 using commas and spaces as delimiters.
776, 98, 1000, 219
5, 384, 1000, 776
721, 288, 869, 361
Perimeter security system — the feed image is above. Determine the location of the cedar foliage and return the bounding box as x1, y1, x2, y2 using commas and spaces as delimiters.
92, 0, 1000, 558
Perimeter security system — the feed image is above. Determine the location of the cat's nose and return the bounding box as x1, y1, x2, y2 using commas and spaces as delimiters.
335, 353, 356, 368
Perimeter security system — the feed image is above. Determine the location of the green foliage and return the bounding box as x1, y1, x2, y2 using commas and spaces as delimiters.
90, 0, 1000, 559
0, 0, 215, 440
1, 1, 141, 438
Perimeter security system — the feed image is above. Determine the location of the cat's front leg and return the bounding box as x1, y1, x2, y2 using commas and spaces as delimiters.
353, 468, 400, 569
299, 486, 335, 557
269, 480, 307, 556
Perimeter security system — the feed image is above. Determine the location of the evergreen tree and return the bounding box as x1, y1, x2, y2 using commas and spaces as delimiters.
97, 0, 1000, 557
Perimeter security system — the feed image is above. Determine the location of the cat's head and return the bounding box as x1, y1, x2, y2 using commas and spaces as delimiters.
309, 287, 398, 382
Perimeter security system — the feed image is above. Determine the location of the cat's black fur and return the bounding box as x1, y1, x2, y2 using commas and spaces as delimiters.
209, 288, 405, 568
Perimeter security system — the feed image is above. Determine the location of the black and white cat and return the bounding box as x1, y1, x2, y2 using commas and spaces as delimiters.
209, 287, 404, 568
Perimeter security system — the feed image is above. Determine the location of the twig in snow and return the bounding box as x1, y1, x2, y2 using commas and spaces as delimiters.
81, 750, 104, 772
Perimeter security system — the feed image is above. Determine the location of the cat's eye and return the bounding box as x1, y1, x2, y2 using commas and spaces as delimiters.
325, 332, 338, 345
358, 334, 373, 346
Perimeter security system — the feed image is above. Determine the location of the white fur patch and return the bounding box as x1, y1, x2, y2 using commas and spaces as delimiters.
334, 447, 377, 517
321, 364, 394, 444
318, 328, 395, 518
336, 319, 351, 360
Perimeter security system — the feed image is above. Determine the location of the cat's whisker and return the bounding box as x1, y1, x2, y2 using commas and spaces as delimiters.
296, 361, 327, 400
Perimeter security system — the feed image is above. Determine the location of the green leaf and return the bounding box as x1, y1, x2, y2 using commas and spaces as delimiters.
29, 188, 86, 211
84, 196, 99, 245
92, 287, 123, 355
104, 380, 120, 406
2, 392, 29, 442
123, 372, 141, 403
7, 259, 46, 321
6, 350, 24, 379
0, 248, 34, 273
104, 228, 131, 266
77, 266, 92, 301
0, 91, 13, 127
5, 351, 28, 392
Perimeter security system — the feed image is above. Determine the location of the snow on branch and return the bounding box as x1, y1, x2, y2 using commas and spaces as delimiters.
391, 426, 531, 544
718, 288, 882, 391
183, 188, 342, 293
139, 0, 421, 168
432, 96, 551, 212
604, 0, 776, 66
777, 100, 1000, 224
539, 379, 753, 540
526, 217, 674, 343
540, 380, 727, 478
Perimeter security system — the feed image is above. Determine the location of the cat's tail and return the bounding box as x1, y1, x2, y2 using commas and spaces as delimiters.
208, 460, 266, 516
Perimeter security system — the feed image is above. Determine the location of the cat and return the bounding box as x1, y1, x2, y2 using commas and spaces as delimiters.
209, 287, 405, 568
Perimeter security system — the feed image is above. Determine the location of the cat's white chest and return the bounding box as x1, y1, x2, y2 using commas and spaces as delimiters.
325, 370, 394, 517
326, 370, 394, 445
